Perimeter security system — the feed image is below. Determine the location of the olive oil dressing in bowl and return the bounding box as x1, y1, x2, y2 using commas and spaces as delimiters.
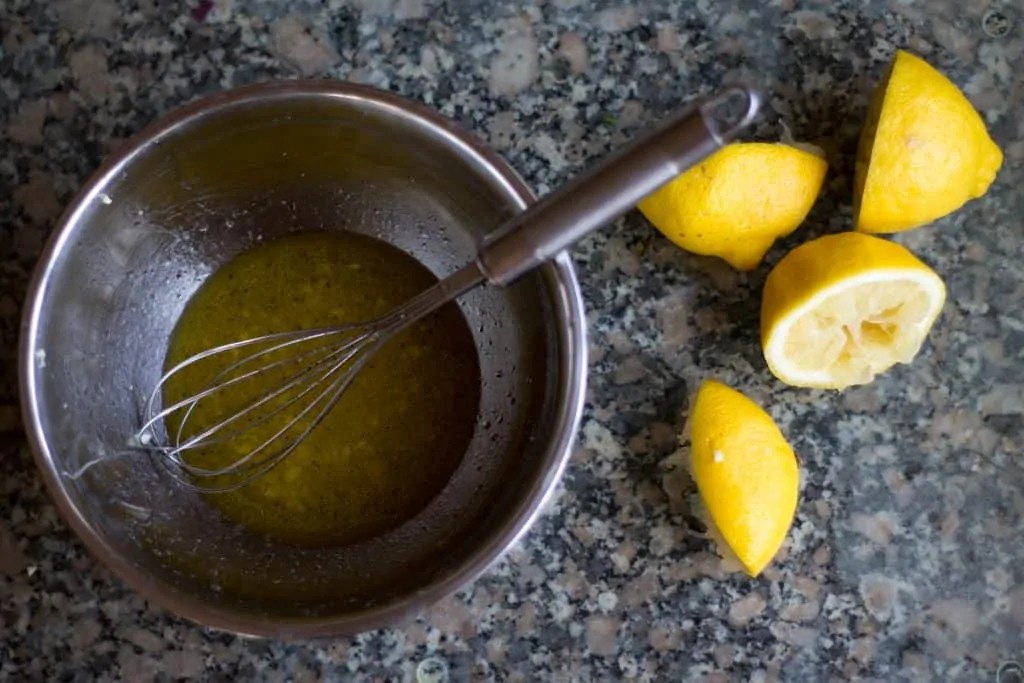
163, 231, 481, 547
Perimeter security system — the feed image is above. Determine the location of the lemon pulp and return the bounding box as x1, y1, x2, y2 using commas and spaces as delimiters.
782, 279, 935, 380
163, 231, 481, 547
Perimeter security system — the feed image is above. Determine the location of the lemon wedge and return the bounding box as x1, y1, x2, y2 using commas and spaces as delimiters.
855, 50, 1003, 233
688, 379, 799, 577
638, 142, 828, 271
761, 232, 946, 389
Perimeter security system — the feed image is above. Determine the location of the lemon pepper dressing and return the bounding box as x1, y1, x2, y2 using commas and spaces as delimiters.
163, 231, 481, 547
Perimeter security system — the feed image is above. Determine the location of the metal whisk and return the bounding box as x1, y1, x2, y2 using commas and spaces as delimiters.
138, 86, 762, 492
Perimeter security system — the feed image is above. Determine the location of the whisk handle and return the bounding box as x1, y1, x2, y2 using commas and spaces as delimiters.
476, 85, 762, 286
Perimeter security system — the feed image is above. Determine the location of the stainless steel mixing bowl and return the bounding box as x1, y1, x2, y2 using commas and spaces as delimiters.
19, 81, 587, 637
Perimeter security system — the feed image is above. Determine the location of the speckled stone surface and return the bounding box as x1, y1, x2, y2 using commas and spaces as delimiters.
2, 0, 1023, 681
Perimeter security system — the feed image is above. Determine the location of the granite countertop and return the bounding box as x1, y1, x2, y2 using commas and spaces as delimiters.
2, 0, 1023, 681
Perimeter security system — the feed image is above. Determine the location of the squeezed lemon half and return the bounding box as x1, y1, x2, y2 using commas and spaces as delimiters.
761, 232, 946, 389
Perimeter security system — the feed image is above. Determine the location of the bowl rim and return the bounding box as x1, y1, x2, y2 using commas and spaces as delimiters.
18, 80, 587, 639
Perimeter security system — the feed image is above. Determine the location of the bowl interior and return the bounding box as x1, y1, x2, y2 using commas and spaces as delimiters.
24, 85, 582, 634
